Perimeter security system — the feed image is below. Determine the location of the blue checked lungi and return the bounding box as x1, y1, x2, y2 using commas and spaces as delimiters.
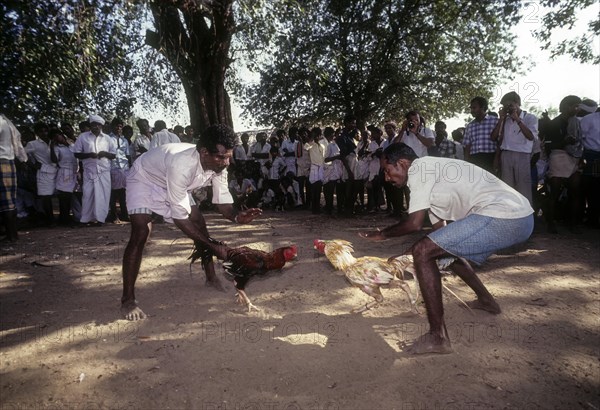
428, 213, 534, 265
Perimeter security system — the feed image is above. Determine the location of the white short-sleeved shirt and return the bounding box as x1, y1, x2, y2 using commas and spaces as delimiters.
367, 139, 385, 180
323, 141, 342, 183
580, 112, 600, 151
401, 127, 435, 157
132, 134, 150, 160
111, 134, 130, 169
500, 111, 539, 153
149, 129, 181, 149
407, 157, 533, 224
72, 131, 117, 172
129, 143, 232, 220
25, 139, 54, 166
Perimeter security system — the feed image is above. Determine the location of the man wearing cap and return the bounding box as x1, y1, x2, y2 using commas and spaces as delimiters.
72, 115, 117, 225
579, 99, 600, 227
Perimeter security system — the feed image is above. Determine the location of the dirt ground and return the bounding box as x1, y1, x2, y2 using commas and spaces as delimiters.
1, 210, 599, 410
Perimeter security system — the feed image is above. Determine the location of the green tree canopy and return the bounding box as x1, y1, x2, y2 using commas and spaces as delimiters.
0, 0, 182, 126
534, 0, 599, 65
237, 0, 527, 128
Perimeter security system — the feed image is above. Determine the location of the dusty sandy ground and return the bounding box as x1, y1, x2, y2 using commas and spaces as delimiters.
1, 210, 599, 410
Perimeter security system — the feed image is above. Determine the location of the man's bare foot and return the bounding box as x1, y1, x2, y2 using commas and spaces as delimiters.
121, 300, 147, 321
405, 332, 453, 355
465, 298, 501, 314
206, 278, 226, 292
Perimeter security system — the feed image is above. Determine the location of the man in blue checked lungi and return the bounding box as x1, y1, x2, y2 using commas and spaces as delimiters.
359, 143, 534, 355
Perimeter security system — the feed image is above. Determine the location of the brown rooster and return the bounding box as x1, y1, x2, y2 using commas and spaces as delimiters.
314, 239, 419, 313
314, 239, 469, 314
190, 241, 298, 311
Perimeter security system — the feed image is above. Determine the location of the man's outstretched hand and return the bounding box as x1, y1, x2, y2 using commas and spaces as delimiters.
236, 208, 262, 224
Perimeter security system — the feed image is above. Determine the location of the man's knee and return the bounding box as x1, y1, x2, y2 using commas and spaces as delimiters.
412, 237, 441, 262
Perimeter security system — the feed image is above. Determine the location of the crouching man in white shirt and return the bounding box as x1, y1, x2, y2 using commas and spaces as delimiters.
121, 125, 262, 320
359, 143, 534, 355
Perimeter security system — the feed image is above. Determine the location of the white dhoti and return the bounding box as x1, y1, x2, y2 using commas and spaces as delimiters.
56, 167, 77, 192
37, 164, 58, 196
341, 153, 358, 181
309, 164, 324, 184
80, 168, 111, 223
126, 170, 193, 223
110, 168, 128, 189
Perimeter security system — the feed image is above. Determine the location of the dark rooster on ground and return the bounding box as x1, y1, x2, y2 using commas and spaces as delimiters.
190, 241, 297, 311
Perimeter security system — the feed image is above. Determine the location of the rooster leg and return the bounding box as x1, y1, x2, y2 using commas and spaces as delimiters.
351, 286, 384, 314
236, 290, 261, 312
351, 300, 381, 314
388, 280, 419, 313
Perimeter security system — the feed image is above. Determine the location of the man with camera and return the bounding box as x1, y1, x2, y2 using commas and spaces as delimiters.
400, 111, 435, 158
491, 92, 538, 205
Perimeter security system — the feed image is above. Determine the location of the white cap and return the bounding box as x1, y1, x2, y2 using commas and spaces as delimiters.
88, 114, 105, 125
579, 100, 598, 113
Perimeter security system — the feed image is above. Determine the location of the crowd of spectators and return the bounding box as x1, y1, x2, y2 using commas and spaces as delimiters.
1, 91, 598, 242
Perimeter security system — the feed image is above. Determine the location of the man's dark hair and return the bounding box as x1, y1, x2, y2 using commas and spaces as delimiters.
310, 126, 322, 138
405, 110, 420, 120
136, 118, 148, 129
382, 142, 418, 164
33, 122, 48, 133
79, 121, 90, 131
288, 126, 299, 137
173, 125, 184, 134
48, 128, 63, 140
558, 95, 582, 114
471, 96, 488, 111
324, 126, 335, 137
123, 125, 134, 138
154, 120, 167, 131
111, 117, 124, 127
197, 124, 236, 153
500, 91, 521, 106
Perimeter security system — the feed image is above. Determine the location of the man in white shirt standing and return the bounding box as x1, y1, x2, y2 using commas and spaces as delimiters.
132, 118, 151, 161
280, 129, 299, 176
26, 122, 58, 225
360, 143, 534, 355
400, 111, 435, 158
109, 117, 131, 223
72, 115, 117, 225
149, 120, 181, 149
121, 124, 262, 321
491, 92, 539, 205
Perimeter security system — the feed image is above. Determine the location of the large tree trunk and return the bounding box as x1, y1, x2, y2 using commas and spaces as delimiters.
183, 67, 233, 133
146, 0, 235, 133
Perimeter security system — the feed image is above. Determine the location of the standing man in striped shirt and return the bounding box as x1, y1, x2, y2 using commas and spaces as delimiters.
463, 97, 499, 174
